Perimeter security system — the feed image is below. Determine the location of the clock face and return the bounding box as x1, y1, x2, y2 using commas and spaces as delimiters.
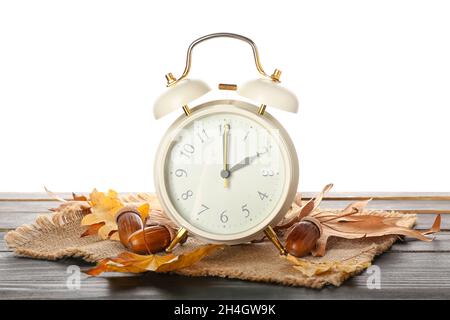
160, 104, 292, 239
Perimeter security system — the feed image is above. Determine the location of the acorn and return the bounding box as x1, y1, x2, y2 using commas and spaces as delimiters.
285, 218, 322, 257
115, 206, 175, 254
127, 224, 172, 254
115, 207, 144, 247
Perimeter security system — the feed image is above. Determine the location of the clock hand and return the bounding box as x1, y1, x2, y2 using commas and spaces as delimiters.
229, 147, 269, 174
221, 124, 231, 188
228, 155, 255, 173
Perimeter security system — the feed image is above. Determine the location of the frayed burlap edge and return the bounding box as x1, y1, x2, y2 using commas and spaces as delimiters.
4, 203, 124, 262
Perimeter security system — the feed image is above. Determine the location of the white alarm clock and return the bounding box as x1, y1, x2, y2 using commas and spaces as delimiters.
153, 33, 299, 254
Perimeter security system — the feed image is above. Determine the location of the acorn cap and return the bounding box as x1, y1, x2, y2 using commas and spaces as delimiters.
115, 206, 141, 223
301, 216, 323, 236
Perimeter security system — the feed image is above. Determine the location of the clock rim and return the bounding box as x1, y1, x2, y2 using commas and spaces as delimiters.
154, 99, 299, 244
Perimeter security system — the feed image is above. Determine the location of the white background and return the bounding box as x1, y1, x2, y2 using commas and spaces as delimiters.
1, 0, 449, 192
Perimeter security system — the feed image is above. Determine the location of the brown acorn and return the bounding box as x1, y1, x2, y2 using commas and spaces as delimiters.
127, 225, 172, 254
285, 219, 321, 257
115, 207, 144, 247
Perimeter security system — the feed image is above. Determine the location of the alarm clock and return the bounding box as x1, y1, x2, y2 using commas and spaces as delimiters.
153, 33, 299, 254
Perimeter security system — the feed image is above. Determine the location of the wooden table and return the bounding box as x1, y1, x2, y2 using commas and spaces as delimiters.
1, 192, 449, 300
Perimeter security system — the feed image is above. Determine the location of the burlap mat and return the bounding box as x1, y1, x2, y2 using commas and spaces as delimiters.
5, 194, 416, 288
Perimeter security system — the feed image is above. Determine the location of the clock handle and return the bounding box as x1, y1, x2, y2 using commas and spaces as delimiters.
165, 33, 281, 87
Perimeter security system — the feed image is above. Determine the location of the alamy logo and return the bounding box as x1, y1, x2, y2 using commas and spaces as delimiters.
66, 265, 81, 290
366, 265, 381, 289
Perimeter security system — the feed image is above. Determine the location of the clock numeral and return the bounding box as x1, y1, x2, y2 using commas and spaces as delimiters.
174, 169, 187, 177
197, 129, 209, 143
181, 190, 193, 200
243, 131, 250, 141
262, 169, 274, 177
258, 191, 268, 200
241, 204, 250, 218
220, 210, 228, 224
180, 144, 195, 159
197, 204, 209, 215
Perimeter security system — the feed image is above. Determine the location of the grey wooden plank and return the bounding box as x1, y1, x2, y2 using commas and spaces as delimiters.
0, 193, 74, 200
0, 192, 129, 201
0, 252, 449, 299
0, 233, 6, 252
390, 232, 450, 252
0, 201, 67, 213
0, 201, 65, 229
0, 212, 52, 229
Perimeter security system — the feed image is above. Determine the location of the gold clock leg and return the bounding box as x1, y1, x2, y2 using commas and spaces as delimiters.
258, 104, 267, 115
264, 226, 287, 255
166, 227, 188, 253
182, 105, 191, 116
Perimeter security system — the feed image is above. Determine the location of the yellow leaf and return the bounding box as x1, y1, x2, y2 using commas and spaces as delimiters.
80, 222, 105, 237
156, 244, 223, 272
109, 231, 120, 241
85, 245, 223, 276
137, 203, 150, 222
81, 189, 124, 240
96, 223, 116, 239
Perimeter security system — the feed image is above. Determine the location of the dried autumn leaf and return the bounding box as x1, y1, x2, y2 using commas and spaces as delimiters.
313, 199, 371, 220
136, 203, 150, 222
80, 222, 105, 237
85, 252, 174, 276
45, 187, 92, 215
72, 192, 88, 201
274, 199, 314, 231
156, 244, 222, 272
313, 183, 333, 210
284, 254, 370, 277
109, 231, 120, 241
81, 189, 124, 240
275, 183, 333, 231
310, 207, 441, 257
44, 186, 67, 202
284, 184, 442, 258
85, 244, 223, 276
322, 214, 440, 241
340, 199, 372, 214
71, 192, 92, 215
